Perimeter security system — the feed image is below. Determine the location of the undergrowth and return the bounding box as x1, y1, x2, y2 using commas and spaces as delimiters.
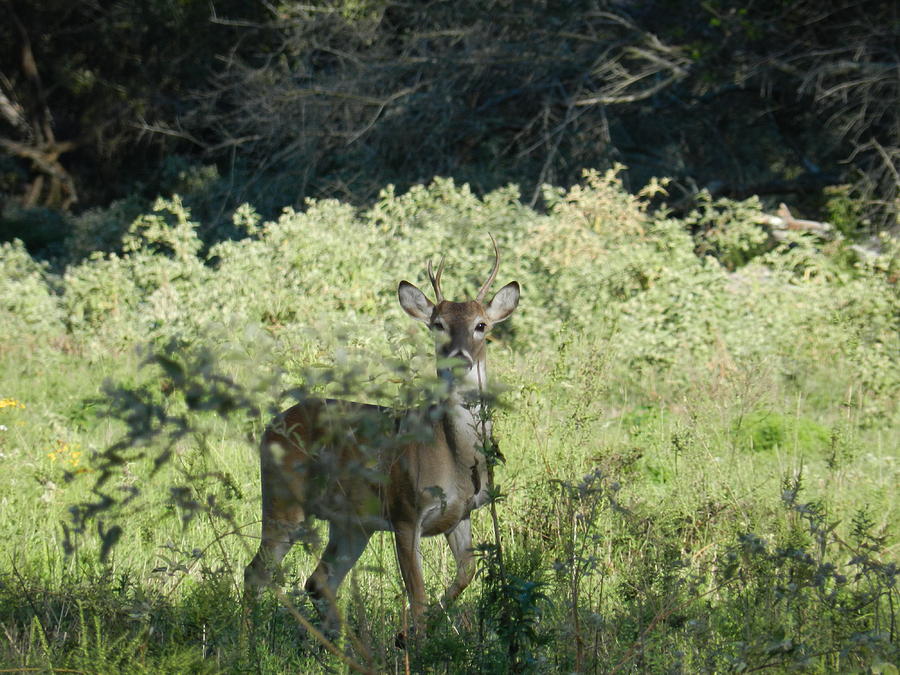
0, 170, 897, 672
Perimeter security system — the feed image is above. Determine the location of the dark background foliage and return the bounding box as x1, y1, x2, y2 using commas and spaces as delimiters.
1, 0, 897, 259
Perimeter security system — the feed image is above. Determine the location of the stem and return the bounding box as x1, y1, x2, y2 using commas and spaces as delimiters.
273, 587, 376, 675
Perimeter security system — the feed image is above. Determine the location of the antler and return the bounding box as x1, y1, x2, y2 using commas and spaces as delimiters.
427, 255, 446, 303
475, 234, 500, 303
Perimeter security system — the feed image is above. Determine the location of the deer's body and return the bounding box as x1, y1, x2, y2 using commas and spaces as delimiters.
244, 239, 519, 634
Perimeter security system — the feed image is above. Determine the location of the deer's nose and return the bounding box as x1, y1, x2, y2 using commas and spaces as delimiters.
446, 347, 474, 371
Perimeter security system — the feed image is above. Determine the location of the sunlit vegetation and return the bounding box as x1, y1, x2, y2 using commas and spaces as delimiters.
0, 172, 897, 672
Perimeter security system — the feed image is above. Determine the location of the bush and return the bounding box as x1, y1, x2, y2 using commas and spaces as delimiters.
0, 239, 63, 341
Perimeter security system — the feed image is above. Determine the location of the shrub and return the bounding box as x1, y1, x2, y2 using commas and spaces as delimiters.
0, 239, 63, 341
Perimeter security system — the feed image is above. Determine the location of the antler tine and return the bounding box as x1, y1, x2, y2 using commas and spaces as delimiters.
475, 233, 501, 303
427, 255, 445, 303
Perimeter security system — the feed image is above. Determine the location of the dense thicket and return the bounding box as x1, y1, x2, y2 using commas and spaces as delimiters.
1, 0, 898, 259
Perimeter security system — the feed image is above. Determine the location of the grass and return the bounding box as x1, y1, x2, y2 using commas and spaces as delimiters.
0, 326, 895, 673
0, 178, 897, 671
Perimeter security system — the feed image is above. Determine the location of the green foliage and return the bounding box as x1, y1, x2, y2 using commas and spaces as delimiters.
0, 173, 896, 671
686, 192, 771, 270
734, 410, 831, 454
67, 197, 148, 262
824, 185, 871, 238
0, 239, 63, 340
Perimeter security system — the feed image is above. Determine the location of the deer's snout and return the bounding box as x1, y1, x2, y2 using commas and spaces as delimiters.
438, 346, 474, 381
447, 347, 474, 370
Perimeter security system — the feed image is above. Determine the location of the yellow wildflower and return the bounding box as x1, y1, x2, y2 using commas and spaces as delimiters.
0, 398, 25, 410
48, 440, 82, 468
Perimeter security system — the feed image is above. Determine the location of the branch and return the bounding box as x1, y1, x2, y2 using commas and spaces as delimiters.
574, 24, 690, 107
756, 203, 833, 241
0, 76, 28, 133
0, 136, 79, 208
575, 71, 685, 106
0, 137, 77, 165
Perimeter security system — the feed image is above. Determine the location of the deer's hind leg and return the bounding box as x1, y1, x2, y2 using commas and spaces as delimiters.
304, 523, 371, 634
245, 428, 318, 596
244, 496, 308, 596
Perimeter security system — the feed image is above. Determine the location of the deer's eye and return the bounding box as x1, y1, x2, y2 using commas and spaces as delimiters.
475, 322, 487, 332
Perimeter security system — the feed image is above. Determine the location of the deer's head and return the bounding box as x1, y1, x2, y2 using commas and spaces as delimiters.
398, 236, 519, 390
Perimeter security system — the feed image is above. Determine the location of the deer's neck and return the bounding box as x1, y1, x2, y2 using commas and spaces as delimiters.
465, 357, 488, 396
444, 353, 488, 427
442, 356, 491, 492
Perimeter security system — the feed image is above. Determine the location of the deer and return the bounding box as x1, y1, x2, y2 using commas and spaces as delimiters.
244, 236, 520, 639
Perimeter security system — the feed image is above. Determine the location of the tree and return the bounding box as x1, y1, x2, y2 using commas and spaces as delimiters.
0, 0, 269, 211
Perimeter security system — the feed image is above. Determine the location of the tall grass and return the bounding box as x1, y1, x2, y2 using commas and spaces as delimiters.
0, 171, 897, 671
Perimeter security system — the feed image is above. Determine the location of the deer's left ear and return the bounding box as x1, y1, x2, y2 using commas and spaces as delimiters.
398, 281, 434, 323
485, 281, 520, 323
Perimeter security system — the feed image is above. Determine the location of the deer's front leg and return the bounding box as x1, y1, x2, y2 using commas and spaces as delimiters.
394, 523, 427, 630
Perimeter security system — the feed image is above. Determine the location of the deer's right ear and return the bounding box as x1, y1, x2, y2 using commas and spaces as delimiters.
398, 281, 434, 323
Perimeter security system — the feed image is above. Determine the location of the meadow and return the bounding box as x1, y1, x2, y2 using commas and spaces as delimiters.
0, 170, 897, 672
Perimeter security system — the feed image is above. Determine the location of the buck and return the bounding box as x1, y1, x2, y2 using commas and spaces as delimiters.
244, 237, 520, 637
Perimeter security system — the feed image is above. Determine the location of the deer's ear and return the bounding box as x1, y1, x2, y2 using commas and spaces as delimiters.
398, 281, 434, 322
485, 281, 520, 323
